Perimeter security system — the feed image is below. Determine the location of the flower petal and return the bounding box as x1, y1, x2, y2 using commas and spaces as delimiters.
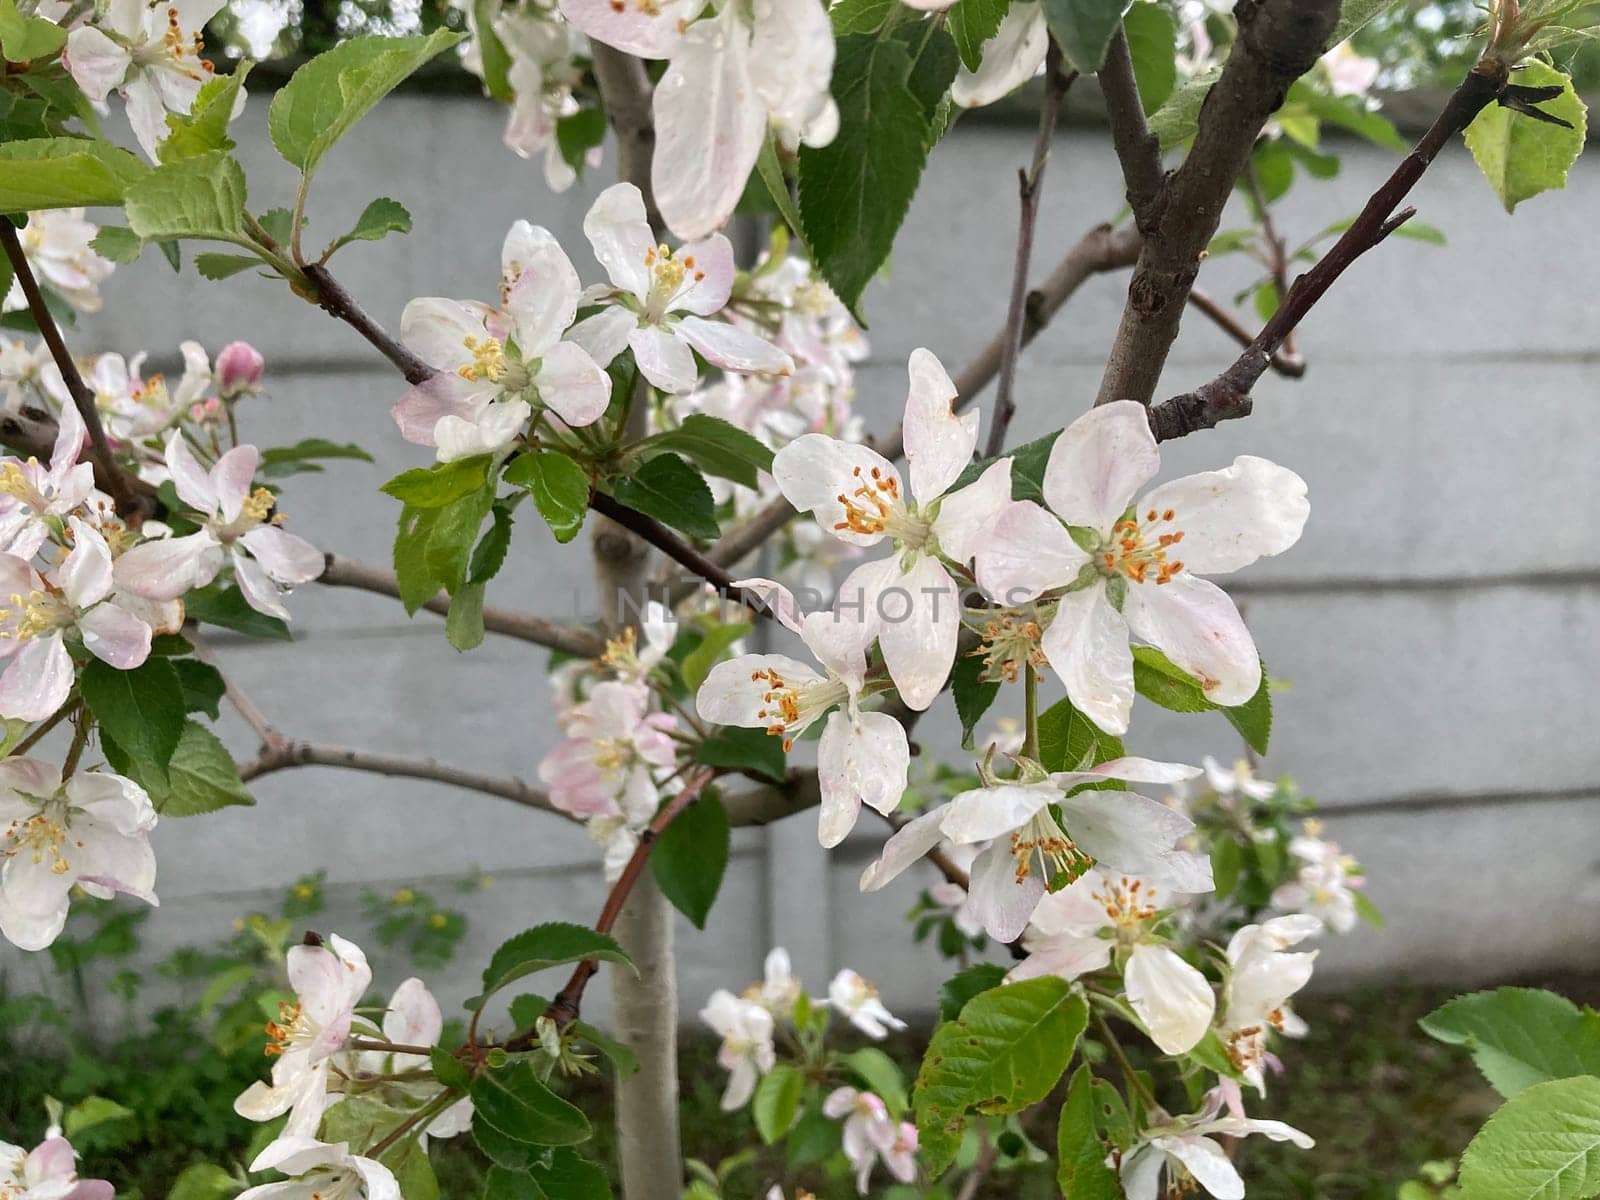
114, 530, 223, 601
816, 709, 907, 847
241, 526, 325, 585
1139, 455, 1310, 576
772, 434, 901, 548
1125, 944, 1215, 1055
78, 602, 153, 670
629, 324, 698, 394
1040, 581, 1134, 736
941, 782, 1057, 844
951, 2, 1047, 108
675, 316, 793, 377
565, 305, 637, 368
1042, 398, 1160, 535
901, 348, 976, 505
974, 498, 1088, 604
505, 228, 583, 356
582, 182, 656, 298
875, 553, 959, 711
535, 341, 610, 427
932, 457, 1012, 567
0, 635, 73, 722
1123, 573, 1261, 706
966, 841, 1044, 941
859, 804, 947, 892
1057, 788, 1214, 893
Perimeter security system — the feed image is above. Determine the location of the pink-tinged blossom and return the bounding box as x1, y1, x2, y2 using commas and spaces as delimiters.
216, 341, 265, 400
0, 759, 157, 952
1202, 755, 1277, 804
651, 0, 837, 239
772, 349, 1012, 711
64, 0, 231, 160
1011, 870, 1216, 1055
537, 680, 678, 878
860, 758, 1209, 942
235, 933, 372, 1142
827, 969, 906, 1039
0, 404, 93, 559
566, 183, 794, 394
697, 577, 907, 848
975, 400, 1309, 735
1272, 821, 1365, 934
744, 946, 801, 1017
700, 988, 775, 1110
113, 434, 323, 621
357, 977, 475, 1140
0, 1132, 114, 1200
0, 210, 114, 316
0, 337, 53, 413
1218, 915, 1321, 1093
1121, 1081, 1313, 1200
822, 1087, 915, 1195
396, 222, 609, 460
0, 520, 155, 721
238, 1138, 399, 1200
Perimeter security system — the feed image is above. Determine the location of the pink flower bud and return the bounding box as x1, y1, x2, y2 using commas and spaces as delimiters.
216, 340, 264, 399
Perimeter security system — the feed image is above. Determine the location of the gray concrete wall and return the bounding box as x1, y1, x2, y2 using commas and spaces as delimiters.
4, 87, 1598, 1025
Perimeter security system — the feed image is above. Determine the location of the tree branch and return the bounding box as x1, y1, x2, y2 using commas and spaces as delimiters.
704, 223, 1144, 573
318, 553, 607, 657
1147, 62, 1506, 442
0, 218, 156, 519
1185, 287, 1304, 378
986, 43, 1076, 459
590, 44, 662, 231
1096, 0, 1341, 407
239, 738, 565, 816
1098, 25, 1167, 232
302, 262, 433, 386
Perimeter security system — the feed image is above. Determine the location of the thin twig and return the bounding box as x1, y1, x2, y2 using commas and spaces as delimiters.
530, 767, 717, 1034
1147, 62, 1507, 442
318, 553, 607, 658
238, 739, 568, 818
11, 703, 75, 756
0, 218, 155, 519
986, 42, 1075, 459
188, 628, 284, 750
1098, 24, 1167, 231
1243, 161, 1297, 357
1185, 288, 1305, 378
301, 262, 433, 386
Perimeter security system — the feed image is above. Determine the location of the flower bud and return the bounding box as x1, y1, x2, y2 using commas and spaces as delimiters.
216, 340, 264, 399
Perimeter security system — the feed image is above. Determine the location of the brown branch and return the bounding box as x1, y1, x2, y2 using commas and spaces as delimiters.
1098, 25, 1167, 232
1185, 287, 1304, 378
1147, 63, 1506, 442
318, 552, 607, 657
1243, 160, 1297, 357
589, 490, 758, 612
240, 737, 566, 817
301, 262, 432, 386
591, 45, 661, 231
530, 767, 716, 1034
0, 218, 155, 519
1095, 0, 1341, 408
704, 223, 1144, 573
985, 43, 1076, 459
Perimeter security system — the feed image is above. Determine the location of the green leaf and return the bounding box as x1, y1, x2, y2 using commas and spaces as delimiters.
756, 133, 811, 252
194, 252, 264, 280
632, 414, 775, 490
680, 622, 751, 695
62, 1095, 133, 1136
470, 504, 515, 585
166, 1164, 237, 1200
947, 0, 1009, 71
504, 450, 590, 543
939, 963, 1006, 1022
845, 1047, 909, 1117
473, 922, 633, 1009
1464, 62, 1587, 213
483, 1153, 609, 1200
471, 1062, 590, 1146
432, 1046, 473, 1090
160, 721, 255, 815
650, 792, 729, 929
382, 455, 492, 507
914, 977, 1088, 1176
1149, 66, 1218, 151
798, 29, 941, 320
447, 583, 486, 651
556, 107, 607, 175
831, 0, 895, 33
159, 64, 252, 162
1122, 1, 1176, 113
0, 0, 66, 60
124, 152, 250, 245
1457, 1075, 1600, 1200
427, 486, 496, 594
173, 659, 225, 719
268, 31, 465, 179
1420, 988, 1600, 1099
394, 504, 446, 614
696, 726, 786, 783
951, 650, 1000, 751
325, 196, 413, 256
1129, 646, 1272, 755
474, 0, 514, 101
184, 583, 292, 640
1332, 0, 1404, 42
753, 1064, 803, 1143
260, 437, 375, 478
1037, 695, 1124, 771
610, 453, 718, 540
0, 137, 149, 211
1042, 0, 1130, 72
1057, 1065, 1123, 1200
80, 658, 186, 784
89, 225, 144, 263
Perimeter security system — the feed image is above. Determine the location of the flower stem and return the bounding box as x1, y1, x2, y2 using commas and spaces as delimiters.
1023, 662, 1041, 761
1093, 1012, 1160, 1114
366, 1087, 459, 1159
60, 708, 91, 780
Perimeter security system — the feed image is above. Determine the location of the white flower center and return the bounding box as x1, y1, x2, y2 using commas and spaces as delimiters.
1092, 875, 1160, 943
214, 486, 282, 542
1098, 507, 1186, 585
0, 459, 51, 512
457, 334, 511, 384
138, 6, 213, 80
1009, 807, 1093, 886
832, 466, 929, 545
748, 665, 848, 750
641, 244, 704, 322
0, 588, 73, 641
263, 999, 319, 1058
1, 800, 78, 877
